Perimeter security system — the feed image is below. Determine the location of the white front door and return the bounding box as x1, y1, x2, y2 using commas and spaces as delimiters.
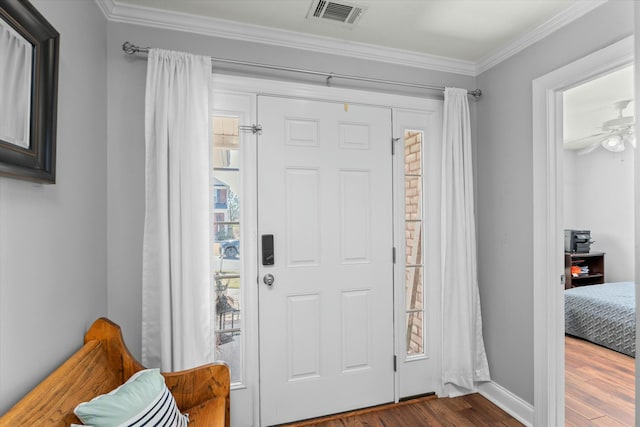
257, 96, 395, 426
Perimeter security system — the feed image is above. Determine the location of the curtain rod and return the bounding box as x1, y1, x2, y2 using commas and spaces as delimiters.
122, 42, 482, 99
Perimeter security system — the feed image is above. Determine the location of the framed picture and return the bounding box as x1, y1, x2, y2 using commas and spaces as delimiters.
0, 0, 59, 183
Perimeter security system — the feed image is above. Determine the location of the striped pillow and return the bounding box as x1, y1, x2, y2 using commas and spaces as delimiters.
74, 369, 189, 427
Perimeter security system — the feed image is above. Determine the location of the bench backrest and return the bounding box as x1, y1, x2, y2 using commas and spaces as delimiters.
1, 319, 145, 426
0, 341, 122, 426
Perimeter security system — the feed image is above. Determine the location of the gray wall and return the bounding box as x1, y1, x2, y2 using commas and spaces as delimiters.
564, 149, 634, 282
476, 1, 634, 405
105, 21, 477, 358
0, 0, 108, 413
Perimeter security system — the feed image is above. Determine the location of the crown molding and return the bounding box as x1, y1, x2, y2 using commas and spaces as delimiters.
476, 0, 609, 74
96, 0, 609, 77
95, 0, 477, 75
94, 0, 114, 18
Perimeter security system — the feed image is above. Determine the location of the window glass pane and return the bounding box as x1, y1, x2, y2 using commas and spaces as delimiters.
212, 116, 239, 149
405, 220, 422, 264
216, 331, 242, 384
404, 131, 422, 175
404, 177, 422, 221
406, 312, 424, 355
212, 115, 242, 385
405, 266, 423, 311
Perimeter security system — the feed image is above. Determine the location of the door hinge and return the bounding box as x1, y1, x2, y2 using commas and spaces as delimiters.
393, 355, 397, 372
239, 124, 263, 135
560, 275, 566, 286
392, 137, 400, 155
392, 247, 396, 264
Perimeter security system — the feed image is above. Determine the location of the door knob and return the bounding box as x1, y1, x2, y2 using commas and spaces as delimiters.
263, 273, 275, 286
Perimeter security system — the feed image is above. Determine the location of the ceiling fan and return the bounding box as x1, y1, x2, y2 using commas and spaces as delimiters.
566, 100, 636, 155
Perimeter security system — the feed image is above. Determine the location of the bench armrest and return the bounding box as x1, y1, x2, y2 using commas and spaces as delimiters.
86, 318, 230, 426
163, 362, 230, 427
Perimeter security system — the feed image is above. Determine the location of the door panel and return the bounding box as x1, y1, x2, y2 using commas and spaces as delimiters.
285, 168, 319, 266
257, 96, 394, 426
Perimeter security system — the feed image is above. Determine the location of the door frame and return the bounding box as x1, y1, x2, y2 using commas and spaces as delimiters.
532, 35, 633, 426
213, 74, 445, 425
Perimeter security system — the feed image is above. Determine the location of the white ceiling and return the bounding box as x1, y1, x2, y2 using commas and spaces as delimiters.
114, 0, 574, 62
108, 0, 605, 73
564, 65, 635, 149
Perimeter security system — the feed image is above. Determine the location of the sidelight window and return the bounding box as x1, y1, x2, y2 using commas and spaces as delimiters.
404, 130, 425, 356
212, 115, 243, 384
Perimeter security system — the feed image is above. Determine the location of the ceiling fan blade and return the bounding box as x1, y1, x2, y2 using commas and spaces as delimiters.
575, 142, 601, 156
564, 132, 609, 150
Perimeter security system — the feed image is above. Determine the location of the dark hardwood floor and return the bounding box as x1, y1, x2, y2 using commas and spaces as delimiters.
566, 335, 635, 426
280, 394, 523, 426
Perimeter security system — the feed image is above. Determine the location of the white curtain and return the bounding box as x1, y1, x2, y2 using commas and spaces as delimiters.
0, 22, 32, 148
142, 48, 213, 372
440, 87, 490, 396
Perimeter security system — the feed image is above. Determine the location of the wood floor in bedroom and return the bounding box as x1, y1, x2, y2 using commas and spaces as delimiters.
566, 335, 635, 426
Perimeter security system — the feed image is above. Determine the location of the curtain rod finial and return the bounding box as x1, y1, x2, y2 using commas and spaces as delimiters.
122, 41, 136, 55
122, 42, 150, 55
468, 89, 482, 98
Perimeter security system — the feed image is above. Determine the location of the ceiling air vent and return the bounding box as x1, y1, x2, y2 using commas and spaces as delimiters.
307, 0, 367, 26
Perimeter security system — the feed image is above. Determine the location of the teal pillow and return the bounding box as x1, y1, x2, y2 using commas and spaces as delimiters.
74, 368, 189, 427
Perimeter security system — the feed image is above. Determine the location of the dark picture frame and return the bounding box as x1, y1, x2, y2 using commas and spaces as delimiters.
0, 0, 59, 183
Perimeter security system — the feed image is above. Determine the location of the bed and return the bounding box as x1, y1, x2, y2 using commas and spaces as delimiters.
564, 281, 635, 357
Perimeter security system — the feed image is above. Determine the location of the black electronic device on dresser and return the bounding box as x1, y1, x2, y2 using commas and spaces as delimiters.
564, 229, 593, 253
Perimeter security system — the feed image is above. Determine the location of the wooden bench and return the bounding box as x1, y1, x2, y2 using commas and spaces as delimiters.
0, 318, 230, 426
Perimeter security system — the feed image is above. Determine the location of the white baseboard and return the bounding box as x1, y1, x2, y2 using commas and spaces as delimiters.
478, 381, 534, 427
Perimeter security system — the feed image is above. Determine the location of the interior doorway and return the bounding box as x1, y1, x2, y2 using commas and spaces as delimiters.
562, 65, 635, 425
532, 36, 634, 426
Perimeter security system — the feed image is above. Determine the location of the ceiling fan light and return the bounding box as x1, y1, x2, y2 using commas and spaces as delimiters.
602, 135, 624, 152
